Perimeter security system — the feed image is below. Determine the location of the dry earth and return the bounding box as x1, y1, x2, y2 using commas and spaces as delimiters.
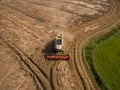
0, 0, 120, 90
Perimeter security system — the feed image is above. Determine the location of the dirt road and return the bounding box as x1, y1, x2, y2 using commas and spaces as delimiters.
0, 0, 120, 90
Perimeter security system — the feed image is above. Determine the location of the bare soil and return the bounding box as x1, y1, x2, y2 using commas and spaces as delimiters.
0, 0, 120, 90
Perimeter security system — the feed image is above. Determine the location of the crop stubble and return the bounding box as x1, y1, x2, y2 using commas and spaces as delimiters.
0, 0, 120, 90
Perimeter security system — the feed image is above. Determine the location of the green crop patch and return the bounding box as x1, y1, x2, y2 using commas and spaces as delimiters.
84, 26, 120, 90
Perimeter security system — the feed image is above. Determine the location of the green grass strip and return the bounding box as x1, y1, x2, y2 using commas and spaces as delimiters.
83, 25, 120, 90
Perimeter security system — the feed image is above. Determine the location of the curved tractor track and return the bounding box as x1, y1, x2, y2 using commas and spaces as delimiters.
0, 32, 51, 90
0, 0, 120, 90
69, 0, 120, 90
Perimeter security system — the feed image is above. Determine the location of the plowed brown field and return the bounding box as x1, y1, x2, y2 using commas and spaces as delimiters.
0, 0, 120, 90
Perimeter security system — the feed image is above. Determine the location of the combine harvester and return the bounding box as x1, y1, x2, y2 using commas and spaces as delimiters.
46, 34, 70, 60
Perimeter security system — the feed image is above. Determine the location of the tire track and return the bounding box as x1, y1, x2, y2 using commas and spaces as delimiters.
0, 12, 49, 81
22, 0, 105, 24
60, 0, 108, 11
75, 18, 120, 90
0, 34, 52, 90
0, 5, 53, 37
75, 44, 96, 90
50, 65, 56, 90
0, 4, 48, 38
21, 0, 82, 16
71, 45, 86, 90
0, 12, 38, 39
1, 0, 106, 31
64, 0, 116, 90
69, 0, 120, 90
72, 0, 117, 33
0, 3, 55, 90
0, 0, 120, 90
1, 2, 67, 30
0, 63, 18, 85
0, 3, 49, 25
24, 0, 104, 16
1, 0, 98, 29
16, 78, 27, 90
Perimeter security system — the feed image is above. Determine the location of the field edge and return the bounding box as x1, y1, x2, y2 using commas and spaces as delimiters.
82, 25, 120, 90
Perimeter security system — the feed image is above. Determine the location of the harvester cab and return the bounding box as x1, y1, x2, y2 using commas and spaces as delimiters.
55, 34, 63, 53
46, 34, 70, 60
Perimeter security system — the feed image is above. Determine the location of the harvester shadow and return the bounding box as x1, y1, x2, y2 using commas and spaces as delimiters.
42, 40, 55, 57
